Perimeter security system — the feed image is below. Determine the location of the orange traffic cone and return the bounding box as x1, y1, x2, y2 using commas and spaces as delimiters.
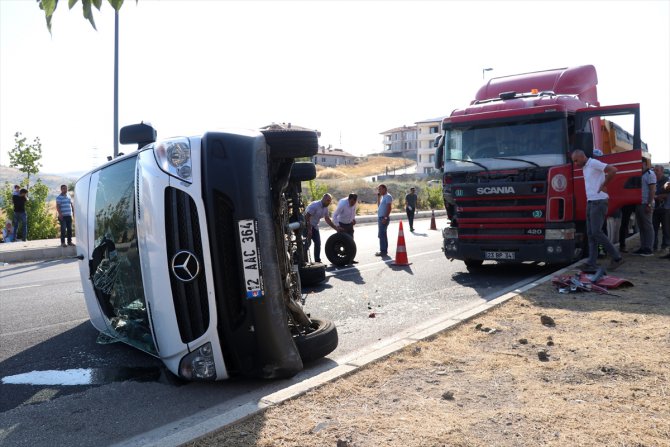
392, 220, 411, 266
430, 209, 437, 230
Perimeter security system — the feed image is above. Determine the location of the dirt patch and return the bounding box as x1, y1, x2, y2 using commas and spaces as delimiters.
187, 252, 670, 447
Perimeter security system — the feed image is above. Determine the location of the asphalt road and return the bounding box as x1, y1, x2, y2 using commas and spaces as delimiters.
0, 217, 557, 447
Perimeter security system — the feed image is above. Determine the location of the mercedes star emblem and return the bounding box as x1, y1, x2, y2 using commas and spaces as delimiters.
171, 250, 200, 282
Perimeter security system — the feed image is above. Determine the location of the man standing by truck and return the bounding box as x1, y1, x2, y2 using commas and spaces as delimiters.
652, 164, 669, 253
571, 150, 625, 271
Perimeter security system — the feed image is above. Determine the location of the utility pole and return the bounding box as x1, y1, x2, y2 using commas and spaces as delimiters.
113, 9, 119, 158
482, 67, 493, 80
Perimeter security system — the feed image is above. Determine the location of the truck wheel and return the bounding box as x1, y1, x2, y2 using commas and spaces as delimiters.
325, 233, 357, 266
299, 262, 326, 286
290, 162, 317, 182
464, 259, 483, 269
263, 130, 319, 159
293, 318, 338, 363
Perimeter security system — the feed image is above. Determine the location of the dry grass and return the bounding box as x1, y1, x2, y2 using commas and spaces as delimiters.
316, 156, 414, 179
187, 251, 670, 447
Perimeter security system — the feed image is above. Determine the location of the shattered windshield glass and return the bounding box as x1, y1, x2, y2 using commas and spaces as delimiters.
91, 156, 156, 355
444, 117, 568, 169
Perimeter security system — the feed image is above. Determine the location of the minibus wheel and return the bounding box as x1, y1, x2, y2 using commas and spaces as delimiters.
294, 318, 338, 363
263, 130, 319, 159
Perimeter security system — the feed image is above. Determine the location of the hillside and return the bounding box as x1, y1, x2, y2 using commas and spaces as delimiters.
0, 165, 77, 200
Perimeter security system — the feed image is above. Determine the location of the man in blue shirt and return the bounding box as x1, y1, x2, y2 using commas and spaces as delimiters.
56, 184, 75, 247
633, 160, 656, 256
376, 184, 393, 257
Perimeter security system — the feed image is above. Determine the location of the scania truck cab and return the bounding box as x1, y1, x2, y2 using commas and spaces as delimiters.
74, 123, 337, 381
435, 65, 644, 267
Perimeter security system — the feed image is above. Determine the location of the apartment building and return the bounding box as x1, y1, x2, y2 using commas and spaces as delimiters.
380, 125, 418, 159
415, 116, 447, 174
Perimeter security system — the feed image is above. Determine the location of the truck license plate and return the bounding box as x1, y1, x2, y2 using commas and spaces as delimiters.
484, 251, 515, 260
238, 219, 264, 299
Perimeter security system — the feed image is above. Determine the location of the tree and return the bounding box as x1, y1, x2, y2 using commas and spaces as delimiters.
37, 0, 130, 33
9, 132, 43, 189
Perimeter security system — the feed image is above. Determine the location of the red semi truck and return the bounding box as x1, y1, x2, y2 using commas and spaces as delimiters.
435, 65, 646, 267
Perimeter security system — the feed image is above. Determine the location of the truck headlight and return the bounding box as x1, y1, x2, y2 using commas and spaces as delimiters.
443, 227, 458, 239
179, 343, 216, 380
545, 228, 575, 240
154, 138, 193, 183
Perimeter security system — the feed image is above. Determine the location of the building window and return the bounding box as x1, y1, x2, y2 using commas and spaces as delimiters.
430, 126, 438, 134
429, 154, 435, 163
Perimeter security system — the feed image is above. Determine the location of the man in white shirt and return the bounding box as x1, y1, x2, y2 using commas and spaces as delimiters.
304, 193, 337, 263
571, 150, 624, 271
332, 193, 358, 238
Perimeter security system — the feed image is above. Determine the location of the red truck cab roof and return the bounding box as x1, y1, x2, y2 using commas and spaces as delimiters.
445, 65, 600, 125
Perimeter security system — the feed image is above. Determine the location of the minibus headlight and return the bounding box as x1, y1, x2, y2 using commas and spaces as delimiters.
154, 138, 193, 183
179, 343, 216, 380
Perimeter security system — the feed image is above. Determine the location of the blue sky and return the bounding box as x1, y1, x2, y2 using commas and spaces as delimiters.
1, 0, 668, 175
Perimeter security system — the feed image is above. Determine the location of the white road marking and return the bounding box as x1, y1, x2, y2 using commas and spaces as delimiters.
0, 284, 41, 293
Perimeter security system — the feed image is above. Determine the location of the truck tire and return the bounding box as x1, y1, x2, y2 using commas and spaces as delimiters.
325, 233, 357, 266
464, 259, 484, 269
290, 162, 317, 182
299, 262, 326, 286
293, 318, 338, 363
262, 130, 319, 159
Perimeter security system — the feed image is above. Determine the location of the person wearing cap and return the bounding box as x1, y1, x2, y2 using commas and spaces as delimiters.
405, 187, 418, 232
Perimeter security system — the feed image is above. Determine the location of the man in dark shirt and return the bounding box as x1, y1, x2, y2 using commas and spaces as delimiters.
12, 188, 28, 241
405, 187, 418, 232
652, 165, 669, 252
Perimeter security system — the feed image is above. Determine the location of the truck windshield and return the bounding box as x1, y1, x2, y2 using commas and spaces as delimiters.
444, 117, 567, 170
91, 156, 157, 355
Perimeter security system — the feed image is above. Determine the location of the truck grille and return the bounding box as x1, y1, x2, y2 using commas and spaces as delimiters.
165, 187, 209, 343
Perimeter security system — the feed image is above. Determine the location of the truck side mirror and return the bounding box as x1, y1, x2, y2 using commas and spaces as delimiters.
434, 135, 444, 169
573, 131, 593, 156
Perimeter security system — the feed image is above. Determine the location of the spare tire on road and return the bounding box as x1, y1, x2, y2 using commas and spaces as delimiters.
325, 232, 357, 266
299, 262, 326, 287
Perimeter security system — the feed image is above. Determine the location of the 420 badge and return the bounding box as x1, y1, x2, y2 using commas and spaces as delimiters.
238, 219, 265, 298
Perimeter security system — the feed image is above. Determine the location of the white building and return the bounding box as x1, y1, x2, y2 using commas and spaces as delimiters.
380, 125, 418, 159
415, 116, 447, 175
312, 146, 357, 167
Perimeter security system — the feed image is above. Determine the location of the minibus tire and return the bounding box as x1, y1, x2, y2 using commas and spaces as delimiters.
294, 318, 338, 363
299, 262, 326, 286
290, 162, 317, 182
325, 233, 357, 266
263, 130, 319, 159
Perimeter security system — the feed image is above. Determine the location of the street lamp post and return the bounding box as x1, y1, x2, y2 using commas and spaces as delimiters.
482, 67, 493, 80
113, 9, 119, 158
